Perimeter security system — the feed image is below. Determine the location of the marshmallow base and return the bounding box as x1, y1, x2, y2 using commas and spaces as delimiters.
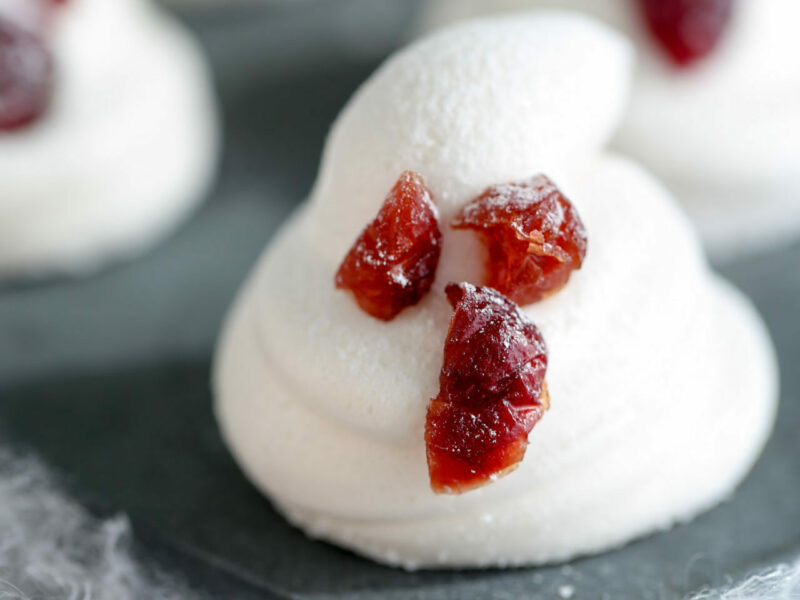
214, 157, 778, 569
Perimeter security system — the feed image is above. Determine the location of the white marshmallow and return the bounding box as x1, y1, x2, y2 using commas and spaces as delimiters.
0, 0, 218, 276
213, 14, 778, 569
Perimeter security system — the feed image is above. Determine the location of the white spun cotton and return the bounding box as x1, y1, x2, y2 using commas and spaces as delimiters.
687, 562, 800, 600
0, 449, 196, 600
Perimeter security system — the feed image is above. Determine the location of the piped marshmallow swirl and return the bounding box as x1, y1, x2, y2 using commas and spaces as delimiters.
214, 14, 778, 569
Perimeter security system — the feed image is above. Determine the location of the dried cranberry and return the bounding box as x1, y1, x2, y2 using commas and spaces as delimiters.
452, 175, 587, 306
335, 171, 442, 321
0, 17, 53, 131
425, 283, 549, 494
637, 0, 734, 66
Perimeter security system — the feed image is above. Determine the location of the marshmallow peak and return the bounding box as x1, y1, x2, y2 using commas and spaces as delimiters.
420, 0, 800, 259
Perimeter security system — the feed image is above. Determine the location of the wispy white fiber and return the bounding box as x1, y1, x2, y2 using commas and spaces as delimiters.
0, 449, 197, 600
687, 561, 800, 600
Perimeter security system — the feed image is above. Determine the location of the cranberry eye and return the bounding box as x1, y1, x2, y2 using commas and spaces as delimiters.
335, 171, 443, 321
0, 17, 53, 131
425, 282, 549, 494
636, 0, 734, 67
452, 174, 587, 306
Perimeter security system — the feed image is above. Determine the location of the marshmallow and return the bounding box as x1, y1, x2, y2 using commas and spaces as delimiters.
0, 0, 218, 276
214, 14, 778, 568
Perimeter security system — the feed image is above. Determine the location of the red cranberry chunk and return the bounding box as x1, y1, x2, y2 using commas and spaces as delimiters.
335, 171, 442, 321
452, 175, 587, 306
0, 17, 53, 131
425, 283, 549, 494
637, 0, 734, 66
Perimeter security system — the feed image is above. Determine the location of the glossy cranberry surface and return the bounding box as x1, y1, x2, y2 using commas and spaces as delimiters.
336, 171, 442, 321
637, 0, 734, 66
0, 17, 52, 131
452, 175, 587, 306
425, 283, 549, 494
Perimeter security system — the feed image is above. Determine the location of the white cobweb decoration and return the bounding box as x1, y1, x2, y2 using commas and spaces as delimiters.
686, 562, 800, 600
0, 448, 198, 600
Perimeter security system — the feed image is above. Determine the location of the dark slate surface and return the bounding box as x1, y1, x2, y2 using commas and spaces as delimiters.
0, 2, 798, 598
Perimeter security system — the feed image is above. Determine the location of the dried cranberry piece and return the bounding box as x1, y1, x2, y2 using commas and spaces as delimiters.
636, 0, 734, 66
425, 283, 549, 494
335, 171, 442, 321
0, 17, 53, 131
452, 175, 587, 306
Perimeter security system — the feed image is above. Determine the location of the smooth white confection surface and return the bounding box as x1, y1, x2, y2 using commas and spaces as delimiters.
0, 0, 218, 277
213, 14, 778, 569
420, 0, 800, 261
